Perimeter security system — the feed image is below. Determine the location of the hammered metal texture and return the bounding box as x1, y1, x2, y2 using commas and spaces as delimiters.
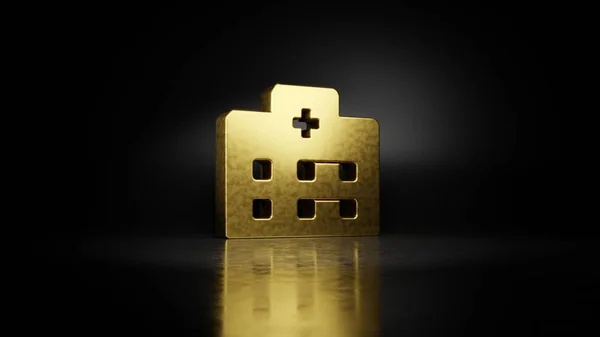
216, 84, 380, 238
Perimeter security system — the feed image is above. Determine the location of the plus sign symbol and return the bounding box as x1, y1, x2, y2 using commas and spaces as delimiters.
293, 108, 320, 138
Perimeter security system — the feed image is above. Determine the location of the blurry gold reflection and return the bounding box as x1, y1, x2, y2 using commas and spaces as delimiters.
220, 237, 380, 337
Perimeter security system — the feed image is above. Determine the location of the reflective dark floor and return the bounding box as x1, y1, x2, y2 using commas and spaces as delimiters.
35, 235, 597, 336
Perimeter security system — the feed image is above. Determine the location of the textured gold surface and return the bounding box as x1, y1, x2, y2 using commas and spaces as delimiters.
220, 237, 380, 337
216, 84, 379, 238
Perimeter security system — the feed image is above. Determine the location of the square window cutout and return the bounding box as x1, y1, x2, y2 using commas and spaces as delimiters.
339, 199, 357, 219
297, 199, 316, 219
253, 159, 272, 180
253, 199, 272, 219
339, 162, 357, 181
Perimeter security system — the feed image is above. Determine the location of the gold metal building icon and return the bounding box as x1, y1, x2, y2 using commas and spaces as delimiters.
216, 84, 380, 238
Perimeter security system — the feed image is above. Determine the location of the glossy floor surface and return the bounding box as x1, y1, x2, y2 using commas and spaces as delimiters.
36, 235, 597, 336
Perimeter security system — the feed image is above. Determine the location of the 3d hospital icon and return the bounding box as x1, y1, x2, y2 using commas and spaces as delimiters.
216, 84, 379, 238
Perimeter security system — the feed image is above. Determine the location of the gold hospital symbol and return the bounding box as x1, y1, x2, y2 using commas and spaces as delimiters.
216, 84, 380, 238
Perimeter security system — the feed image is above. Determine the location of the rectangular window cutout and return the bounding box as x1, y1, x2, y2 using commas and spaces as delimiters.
253, 199, 272, 219
297, 160, 358, 182
339, 162, 357, 181
339, 199, 358, 219
297, 199, 316, 219
253, 159, 272, 180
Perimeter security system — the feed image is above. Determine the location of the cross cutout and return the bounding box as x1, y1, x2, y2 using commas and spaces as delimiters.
292, 108, 320, 138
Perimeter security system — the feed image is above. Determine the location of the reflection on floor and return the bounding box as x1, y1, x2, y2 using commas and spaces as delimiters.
220, 237, 380, 337
56, 235, 595, 336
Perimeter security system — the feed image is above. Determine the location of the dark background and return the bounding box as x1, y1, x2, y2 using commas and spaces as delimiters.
79, 1, 567, 239
26, 2, 597, 337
